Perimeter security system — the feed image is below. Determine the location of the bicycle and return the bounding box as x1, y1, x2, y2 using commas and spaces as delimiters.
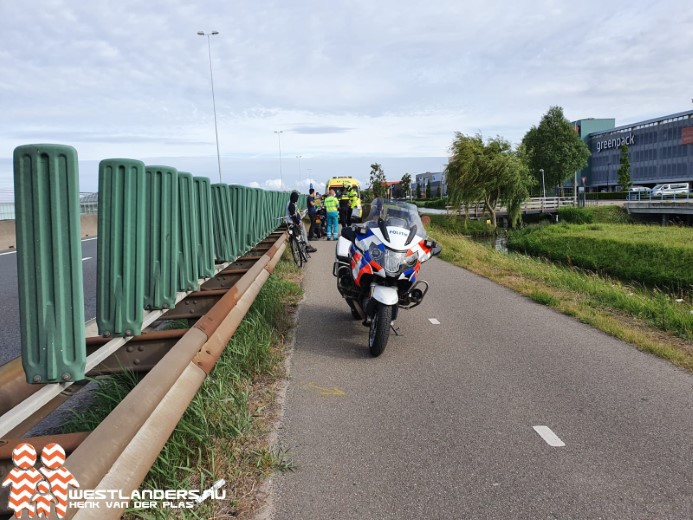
288, 222, 310, 267
281, 209, 310, 268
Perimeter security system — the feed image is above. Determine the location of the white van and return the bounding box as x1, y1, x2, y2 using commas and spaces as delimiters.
650, 183, 689, 196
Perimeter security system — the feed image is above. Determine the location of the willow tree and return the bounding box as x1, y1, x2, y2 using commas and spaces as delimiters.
445, 133, 534, 228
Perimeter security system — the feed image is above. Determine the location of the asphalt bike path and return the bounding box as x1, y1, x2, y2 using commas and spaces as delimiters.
270, 239, 692, 519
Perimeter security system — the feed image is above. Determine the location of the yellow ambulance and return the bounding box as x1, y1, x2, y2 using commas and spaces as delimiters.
325, 176, 363, 221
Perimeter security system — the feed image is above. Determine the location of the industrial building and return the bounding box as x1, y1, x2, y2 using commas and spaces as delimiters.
574, 109, 693, 191
414, 171, 446, 198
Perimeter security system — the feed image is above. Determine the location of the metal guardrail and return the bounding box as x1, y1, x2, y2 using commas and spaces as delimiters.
0, 143, 297, 519
0, 194, 99, 221
624, 192, 693, 217
625, 190, 692, 202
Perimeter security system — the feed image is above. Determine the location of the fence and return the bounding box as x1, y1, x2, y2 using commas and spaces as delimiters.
1, 143, 301, 518
445, 197, 575, 218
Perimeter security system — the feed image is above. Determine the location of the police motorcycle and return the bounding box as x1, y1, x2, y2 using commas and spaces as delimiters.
333, 198, 441, 356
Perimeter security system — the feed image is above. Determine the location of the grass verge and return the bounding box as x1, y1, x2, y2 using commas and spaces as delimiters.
64, 250, 303, 519
428, 225, 693, 372
507, 223, 693, 294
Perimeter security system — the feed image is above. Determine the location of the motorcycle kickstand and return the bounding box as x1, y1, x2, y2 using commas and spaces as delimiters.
391, 323, 401, 336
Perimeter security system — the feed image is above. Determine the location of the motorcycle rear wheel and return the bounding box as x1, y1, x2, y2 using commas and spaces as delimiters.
368, 303, 392, 357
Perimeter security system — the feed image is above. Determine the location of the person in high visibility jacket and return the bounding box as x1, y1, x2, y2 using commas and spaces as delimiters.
323, 188, 340, 240
338, 183, 351, 226
347, 184, 359, 223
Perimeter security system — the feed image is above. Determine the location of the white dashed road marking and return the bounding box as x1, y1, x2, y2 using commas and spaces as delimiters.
428, 318, 440, 325
533, 425, 565, 447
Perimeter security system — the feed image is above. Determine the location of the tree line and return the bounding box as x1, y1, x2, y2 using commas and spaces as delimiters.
447, 106, 635, 228
364, 106, 633, 226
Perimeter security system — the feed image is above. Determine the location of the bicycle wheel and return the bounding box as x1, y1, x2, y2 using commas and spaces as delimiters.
299, 240, 310, 263
289, 235, 303, 267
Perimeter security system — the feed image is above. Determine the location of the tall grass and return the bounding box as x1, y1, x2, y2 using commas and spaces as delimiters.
557, 205, 630, 224
429, 225, 693, 371
64, 253, 304, 519
132, 257, 302, 519
507, 223, 693, 294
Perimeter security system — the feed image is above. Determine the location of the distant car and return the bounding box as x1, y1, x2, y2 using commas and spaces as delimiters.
650, 183, 690, 197
629, 186, 651, 193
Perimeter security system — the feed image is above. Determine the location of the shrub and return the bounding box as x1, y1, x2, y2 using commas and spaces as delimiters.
557, 207, 594, 224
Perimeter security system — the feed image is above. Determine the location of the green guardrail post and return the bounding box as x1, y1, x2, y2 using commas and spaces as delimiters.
144, 165, 179, 310
247, 187, 261, 246
14, 144, 86, 383
96, 159, 146, 338
193, 176, 215, 278
228, 185, 248, 254
177, 172, 199, 292
222, 184, 241, 260
260, 190, 271, 236
211, 184, 235, 262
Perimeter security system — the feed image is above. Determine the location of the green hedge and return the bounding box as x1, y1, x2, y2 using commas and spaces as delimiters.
507, 224, 693, 293
413, 198, 449, 209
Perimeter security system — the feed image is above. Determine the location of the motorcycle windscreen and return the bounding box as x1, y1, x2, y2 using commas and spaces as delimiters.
363, 198, 427, 245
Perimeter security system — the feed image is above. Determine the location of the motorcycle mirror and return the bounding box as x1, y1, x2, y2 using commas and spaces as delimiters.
341, 226, 356, 242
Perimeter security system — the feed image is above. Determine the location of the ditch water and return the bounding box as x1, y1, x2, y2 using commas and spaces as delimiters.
470, 234, 508, 253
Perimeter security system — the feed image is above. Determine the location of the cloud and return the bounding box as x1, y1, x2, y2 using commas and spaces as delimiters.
291, 126, 352, 135
264, 178, 284, 190
2, 0, 692, 189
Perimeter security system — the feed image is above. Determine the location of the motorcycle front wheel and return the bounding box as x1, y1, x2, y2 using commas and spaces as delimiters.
368, 303, 392, 357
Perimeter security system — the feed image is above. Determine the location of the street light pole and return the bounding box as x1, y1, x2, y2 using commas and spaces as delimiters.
197, 30, 222, 183
274, 131, 283, 189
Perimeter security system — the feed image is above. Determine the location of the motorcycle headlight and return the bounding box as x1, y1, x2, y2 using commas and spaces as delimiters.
382, 249, 407, 274
369, 243, 383, 262
404, 251, 419, 267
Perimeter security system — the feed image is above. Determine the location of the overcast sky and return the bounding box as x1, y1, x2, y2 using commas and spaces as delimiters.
1, 0, 692, 197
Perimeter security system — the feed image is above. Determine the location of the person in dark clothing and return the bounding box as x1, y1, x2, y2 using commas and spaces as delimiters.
338, 183, 351, 227
307, 188, 318, 240
286, 191, 317, 253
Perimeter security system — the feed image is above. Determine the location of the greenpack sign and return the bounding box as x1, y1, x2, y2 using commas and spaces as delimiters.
596, 134, 635, 152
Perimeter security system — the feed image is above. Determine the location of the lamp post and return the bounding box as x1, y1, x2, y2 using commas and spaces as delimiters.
274, 130, 283, 189
197, 30, 222, 183
539, 168, 546, 199
296, 155, 302, 183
